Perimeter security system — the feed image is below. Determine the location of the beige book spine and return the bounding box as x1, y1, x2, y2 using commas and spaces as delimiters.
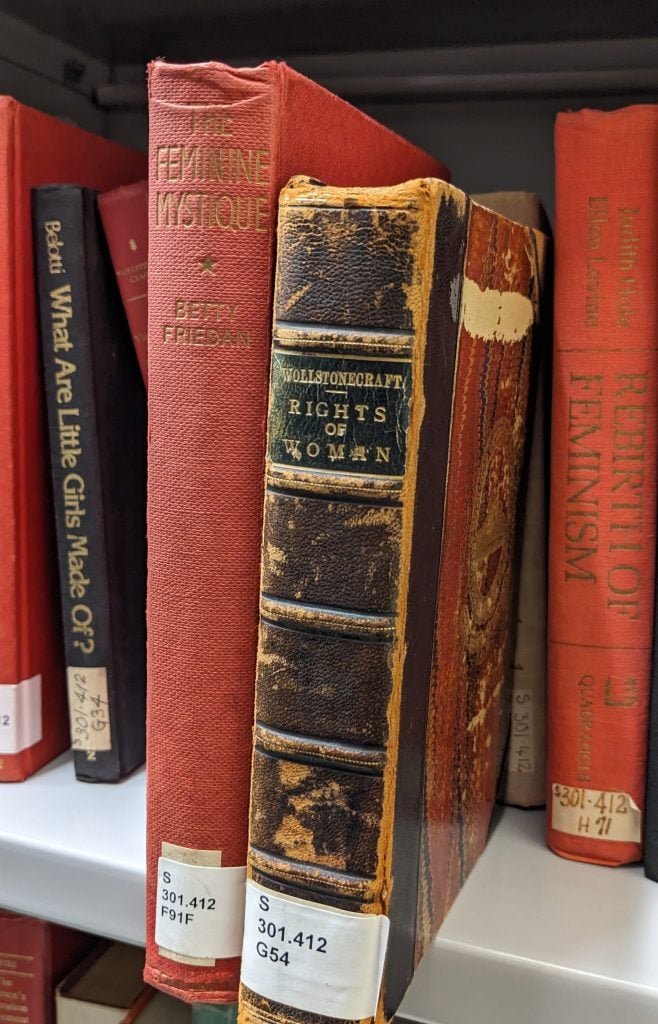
501, 360, 548, 807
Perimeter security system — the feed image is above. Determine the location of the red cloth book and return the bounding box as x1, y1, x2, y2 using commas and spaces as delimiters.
98, 180, 149, 386
0, 910, 93, 1024
0, 97, 146, 782
145, 59, 448, 1004
548, 105, 658, 865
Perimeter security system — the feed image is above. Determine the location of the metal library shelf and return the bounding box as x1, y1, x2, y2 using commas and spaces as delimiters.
1, 754, 658, 1023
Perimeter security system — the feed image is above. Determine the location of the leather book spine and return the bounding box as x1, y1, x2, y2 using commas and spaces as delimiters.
548, 105, 658, 864
472, 192, 551, 810
239, 176, 469, 1024
416, 206, 544, 958
33, 185, 146, 782
98, 181, 149, 386
0, 97, 145, 782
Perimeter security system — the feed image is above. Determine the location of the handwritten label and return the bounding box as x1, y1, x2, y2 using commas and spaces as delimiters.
0, 675, 42, 754
551, 783, 641, 842
509, 688, 535, 774
66, 667, 111, 752
155, 856, 246, 960
241, 881, 390, 1021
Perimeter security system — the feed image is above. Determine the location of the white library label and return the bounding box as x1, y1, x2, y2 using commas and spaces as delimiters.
0, 674, 42, 754
241, 881, 390, 1021
551, 783, 641, 842
155, 857, 246, 959
509, 687, 535, 774
66, 666, 112, 752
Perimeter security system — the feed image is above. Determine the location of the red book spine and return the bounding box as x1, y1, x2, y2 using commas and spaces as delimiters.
146, 61, 277, 1005
548, 105, 658, 865
98, 180, 149, 386
145, 59, 447, 1004
0, 913, 47, 1024
0, 911, 92, 1024
0, 97, 146, 782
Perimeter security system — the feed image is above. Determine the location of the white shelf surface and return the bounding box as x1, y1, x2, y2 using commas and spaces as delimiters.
2, 756, 658, 1022
0, 752, 145, 944
400, 806, 658, 1024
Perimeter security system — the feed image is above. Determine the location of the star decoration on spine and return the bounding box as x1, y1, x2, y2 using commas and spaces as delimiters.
199, 255, 216, 275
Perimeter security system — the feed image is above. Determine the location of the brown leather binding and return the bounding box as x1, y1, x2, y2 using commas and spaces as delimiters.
240, 178, 545, 1024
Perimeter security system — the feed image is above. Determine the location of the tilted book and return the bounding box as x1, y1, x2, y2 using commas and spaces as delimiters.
475, 191, 551, 809
0, 96, 146, 782
33, 186, 147, 782
98, 181, 149, 386
145, 60, 448, 1004
548, 105, 658, 865
237, 176, 545, 1024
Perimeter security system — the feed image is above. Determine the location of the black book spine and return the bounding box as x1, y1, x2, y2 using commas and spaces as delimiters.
645, 548, 658, 879
33, 185, 146, 782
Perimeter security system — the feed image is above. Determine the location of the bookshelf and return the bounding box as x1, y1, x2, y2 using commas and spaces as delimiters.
0, 4, 657, 1023
0, 754, 145, 945
1, 756, 658, 1023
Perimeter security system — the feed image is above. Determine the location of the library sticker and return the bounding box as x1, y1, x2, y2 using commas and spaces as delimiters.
551, 784, 641, 842
241, 880, 390, 1020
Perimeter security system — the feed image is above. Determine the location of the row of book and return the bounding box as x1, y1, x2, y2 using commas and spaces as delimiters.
0, 908, 207, 1023
0, 57, 656, 1023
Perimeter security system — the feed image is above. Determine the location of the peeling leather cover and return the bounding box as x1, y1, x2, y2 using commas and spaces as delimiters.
474, 191, 551, 811
239, 178, 544, 1024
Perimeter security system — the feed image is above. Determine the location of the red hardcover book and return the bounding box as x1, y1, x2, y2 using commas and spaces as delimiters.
146, 60, 448, 1004
0, 97, 146, 782
548, 105, 658, 865
98, 180, 149, 385
0, 910, 93, 1024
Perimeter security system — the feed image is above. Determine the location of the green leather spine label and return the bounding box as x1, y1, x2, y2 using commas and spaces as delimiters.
267, 350, 411, 476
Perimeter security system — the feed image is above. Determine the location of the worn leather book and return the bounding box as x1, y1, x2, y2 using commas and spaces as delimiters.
0, 910, 93, 1024
145, 60, 448, 1005
237, 176, 545, 1024
475, 191, 551, 808
0, 96, 145, 782
548, 106, 658, 865
98, 181, 148, 386
33, 186, 147, 782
